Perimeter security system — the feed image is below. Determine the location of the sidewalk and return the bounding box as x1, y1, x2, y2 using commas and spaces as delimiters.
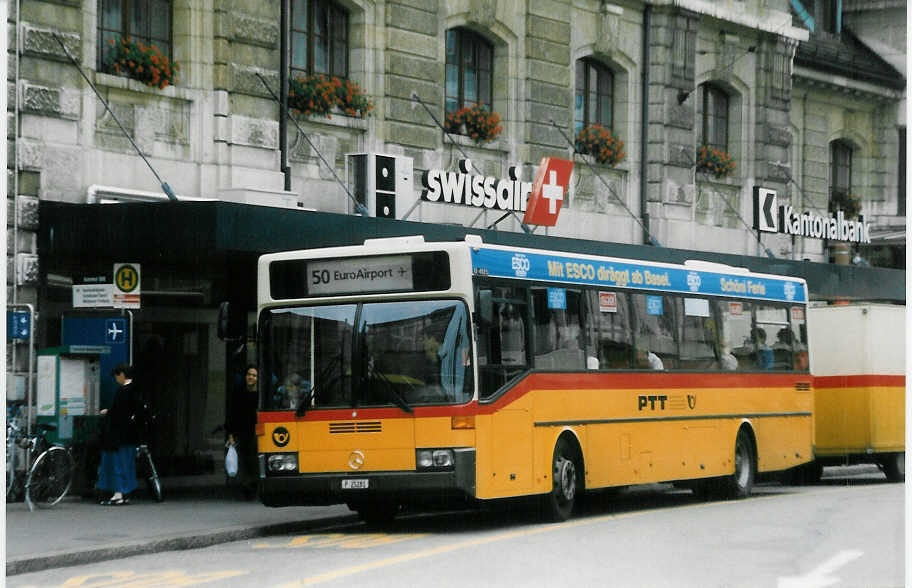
5, 478, 358, 576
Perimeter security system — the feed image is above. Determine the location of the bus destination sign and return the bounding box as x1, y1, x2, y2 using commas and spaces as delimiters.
308, 255, 414, 296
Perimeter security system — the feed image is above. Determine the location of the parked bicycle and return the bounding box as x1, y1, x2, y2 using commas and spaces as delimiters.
132, 404, 163, 502
6, 411, 75, 510
137, 442, 163, 502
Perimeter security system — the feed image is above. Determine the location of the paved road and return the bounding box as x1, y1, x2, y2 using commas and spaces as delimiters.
10, 473, 903, 588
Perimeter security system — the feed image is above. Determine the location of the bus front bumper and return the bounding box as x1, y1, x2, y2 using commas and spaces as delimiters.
258, 448, 476, 507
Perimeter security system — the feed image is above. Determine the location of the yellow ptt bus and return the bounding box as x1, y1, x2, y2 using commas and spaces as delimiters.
254, 235, 813, 522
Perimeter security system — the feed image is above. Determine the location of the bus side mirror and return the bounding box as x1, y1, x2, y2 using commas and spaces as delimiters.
217, 302, 231, 340
478, 290, 493, 326
218, 301, 246, 342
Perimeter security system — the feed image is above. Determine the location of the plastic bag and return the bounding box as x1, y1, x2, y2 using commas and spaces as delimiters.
225, 443, 239, 478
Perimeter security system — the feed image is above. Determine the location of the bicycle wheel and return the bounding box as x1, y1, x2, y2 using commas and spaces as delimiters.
26, 446, 74, 508
139, 447, 163, 502
6, 438, 21, 502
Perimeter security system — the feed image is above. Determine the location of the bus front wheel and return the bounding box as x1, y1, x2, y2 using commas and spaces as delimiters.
544, 438, 581, 522
720, 429, 755, 499
882, 452, 904, 483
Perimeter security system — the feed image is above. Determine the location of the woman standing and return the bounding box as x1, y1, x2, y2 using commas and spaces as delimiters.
96, 363, 139, 505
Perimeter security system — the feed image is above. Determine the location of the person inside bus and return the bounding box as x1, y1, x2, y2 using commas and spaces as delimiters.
499, 304, 526, 365
752, 327, 774, 369
277, 372, 305, 409
634, 343, 664, 370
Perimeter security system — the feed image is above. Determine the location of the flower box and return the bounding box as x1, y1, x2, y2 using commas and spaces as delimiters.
575, 124, 625, 167
103, 37, 179, 90
444, 105, 503, 145
288, 74, 372, 119
696, 145, 736, 179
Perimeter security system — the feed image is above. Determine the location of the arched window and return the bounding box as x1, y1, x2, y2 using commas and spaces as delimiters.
445, 29, 493, 113
829, 139, 853, 206
574, 59, 613, 134
98, 0, 173, 71
700, 84, 729, 152
291, 0, 349, 79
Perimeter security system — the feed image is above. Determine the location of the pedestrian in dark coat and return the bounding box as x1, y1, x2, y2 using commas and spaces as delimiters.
226, 364, 259, 499
96, 363, 139, 505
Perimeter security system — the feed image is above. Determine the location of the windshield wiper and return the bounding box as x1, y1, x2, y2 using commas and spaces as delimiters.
369, 368, 413, 413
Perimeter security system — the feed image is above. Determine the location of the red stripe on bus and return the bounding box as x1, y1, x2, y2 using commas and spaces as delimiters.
257, 371, 812, 423
813, 375, 905, 388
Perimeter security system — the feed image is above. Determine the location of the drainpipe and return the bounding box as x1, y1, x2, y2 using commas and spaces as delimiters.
639, 5, 652, 245
280, 0, 291, 190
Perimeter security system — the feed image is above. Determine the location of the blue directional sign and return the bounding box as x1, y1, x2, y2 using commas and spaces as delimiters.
104, 319, 127, 344
7, 311, 30, 340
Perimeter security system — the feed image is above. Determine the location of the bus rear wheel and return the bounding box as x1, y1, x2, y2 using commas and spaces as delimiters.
719, 429, 755, 499
544, 438, 580, 522
882, 452, 904, 483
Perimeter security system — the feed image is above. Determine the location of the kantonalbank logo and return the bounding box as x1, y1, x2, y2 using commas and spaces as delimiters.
720, 278, 767, 296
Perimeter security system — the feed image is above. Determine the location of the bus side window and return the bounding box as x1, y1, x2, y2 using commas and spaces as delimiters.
476, 285, 528, 399
678, 297, 719, 371
531, 288, 585, 370
586, 290, 634, 369
727, 301, 756, 371
631, 293, 679, 369
790, 307, 809, 371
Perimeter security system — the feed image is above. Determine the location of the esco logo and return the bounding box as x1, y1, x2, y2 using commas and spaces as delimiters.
511, 254, 530, 277
686, 272, 702, 292
783, 281, 796, 301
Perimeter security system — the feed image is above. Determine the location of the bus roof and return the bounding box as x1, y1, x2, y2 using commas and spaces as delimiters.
259, 235, 809, 304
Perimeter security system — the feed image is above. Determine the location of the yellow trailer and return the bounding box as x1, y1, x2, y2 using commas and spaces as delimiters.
807, 304, 905, 482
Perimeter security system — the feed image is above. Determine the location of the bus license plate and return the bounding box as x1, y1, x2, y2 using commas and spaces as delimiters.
342, 479, 369, 490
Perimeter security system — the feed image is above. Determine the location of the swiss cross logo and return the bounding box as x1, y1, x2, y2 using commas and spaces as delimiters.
522, 157, 574, 226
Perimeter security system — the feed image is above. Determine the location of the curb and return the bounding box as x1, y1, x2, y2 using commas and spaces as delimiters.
6, 514, 360, 576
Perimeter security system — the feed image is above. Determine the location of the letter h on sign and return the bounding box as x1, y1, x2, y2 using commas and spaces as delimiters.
523, 158, 574, 226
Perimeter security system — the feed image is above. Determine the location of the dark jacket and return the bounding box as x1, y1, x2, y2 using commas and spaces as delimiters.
102, 381, 140, 450
226, 384, 258, 440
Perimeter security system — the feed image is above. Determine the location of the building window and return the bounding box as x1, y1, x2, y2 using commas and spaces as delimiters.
829, 139, 852, 209
700, 84, 729, 152
574, 59, 613, 135
98, 0, 172, 71
291, 0, 349, 79
445, 29, 493, 114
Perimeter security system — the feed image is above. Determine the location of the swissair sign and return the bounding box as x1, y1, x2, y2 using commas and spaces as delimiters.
523, 157, 574, 226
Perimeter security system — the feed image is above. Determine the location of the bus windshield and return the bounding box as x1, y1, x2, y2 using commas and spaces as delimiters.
261, 299, 473, 410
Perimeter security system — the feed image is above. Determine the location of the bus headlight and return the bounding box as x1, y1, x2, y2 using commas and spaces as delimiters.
416, 449, 454, 471
266, 453, 298, 474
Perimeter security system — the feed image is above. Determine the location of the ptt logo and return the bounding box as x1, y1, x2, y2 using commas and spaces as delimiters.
272, 426, 290, 447
686, 272, 702, 292
783, 281, 796, 301
511, 254, 530, 277
638, 395, 667, 411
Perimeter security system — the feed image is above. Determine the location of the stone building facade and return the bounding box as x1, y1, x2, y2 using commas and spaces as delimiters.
5, 0, 905, 469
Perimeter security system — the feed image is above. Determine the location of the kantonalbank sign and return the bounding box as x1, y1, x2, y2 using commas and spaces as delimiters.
471, 247, 807, 303
753, 187, 871, 244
